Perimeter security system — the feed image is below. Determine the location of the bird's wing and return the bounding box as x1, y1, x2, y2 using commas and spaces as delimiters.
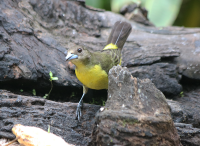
91, 51, 120, 74
88, 21, 132, 74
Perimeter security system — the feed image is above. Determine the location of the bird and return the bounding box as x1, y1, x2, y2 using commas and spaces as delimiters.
65, 21, 132, 121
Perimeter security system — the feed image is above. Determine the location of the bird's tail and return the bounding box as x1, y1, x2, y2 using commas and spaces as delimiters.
103, 21, 132, 51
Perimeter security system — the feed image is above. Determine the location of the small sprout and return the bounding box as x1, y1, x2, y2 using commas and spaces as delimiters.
180, 91, 184, 97
90, 98, 99, 105
43, 94, 48, 99
49, 71, 58, 81
44, 71, 58, 99
89, 98, 95, 104
70, 92, 75, 98
48, 125, 50, 133
49, 71, 53, 78
32, 89, 36, 96
102, 99, 105, 106
89, 98, 105, 105
20, 89, 23, 92
51, 77, 58, 80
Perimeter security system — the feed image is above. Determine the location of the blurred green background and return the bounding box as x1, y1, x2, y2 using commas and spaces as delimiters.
86, 0, 200, 27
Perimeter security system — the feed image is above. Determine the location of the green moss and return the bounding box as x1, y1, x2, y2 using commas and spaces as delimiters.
120, 118, 139, 127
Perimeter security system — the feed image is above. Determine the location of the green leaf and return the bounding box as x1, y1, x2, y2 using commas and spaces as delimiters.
70, 92, 75, 98
86, 0, 111, 11
43, 94, 48, 99
144, 0, 182, 27
48, 125, 50, 133
20, 89, 23, 92
32, 89, 36, 96
49, 71, 53, 77
52, 77, 58, 80
111, 0, 133, 12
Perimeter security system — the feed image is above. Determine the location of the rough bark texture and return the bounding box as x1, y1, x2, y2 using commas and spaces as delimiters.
0, 90, 100, 146
90, 65, 181, 146
175, 123, 200, 146
1, 0, 200, 145
129, 63, 182, 96
2, 0, 200, 96
167, 85, 200, 146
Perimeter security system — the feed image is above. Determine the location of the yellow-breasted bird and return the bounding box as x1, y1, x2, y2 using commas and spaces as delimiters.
65, 21, 132, 120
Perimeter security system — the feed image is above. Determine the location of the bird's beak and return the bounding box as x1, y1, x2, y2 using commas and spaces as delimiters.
65, 53, 78, 61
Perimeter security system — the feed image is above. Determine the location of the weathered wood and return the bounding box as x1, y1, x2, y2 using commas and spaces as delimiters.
0, 90, 100, 146
1, 0, 200, 145
1, 0, 200, 96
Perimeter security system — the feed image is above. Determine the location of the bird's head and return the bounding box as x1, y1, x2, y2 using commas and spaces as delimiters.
65, 45, 91, 66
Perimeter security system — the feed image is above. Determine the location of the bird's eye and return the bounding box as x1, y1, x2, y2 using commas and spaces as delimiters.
77, 48, 82, 53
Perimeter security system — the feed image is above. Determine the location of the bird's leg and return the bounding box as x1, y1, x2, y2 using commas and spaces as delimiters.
76, 85, 88, 121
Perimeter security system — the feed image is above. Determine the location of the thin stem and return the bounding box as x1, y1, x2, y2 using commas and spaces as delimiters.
48, 81, 53, 99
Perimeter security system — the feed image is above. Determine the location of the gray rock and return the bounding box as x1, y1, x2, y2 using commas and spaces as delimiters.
90, 65, 181, 146
175, 123, 200, 146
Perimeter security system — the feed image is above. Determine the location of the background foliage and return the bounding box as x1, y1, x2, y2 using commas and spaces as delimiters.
86, 0, 200, 27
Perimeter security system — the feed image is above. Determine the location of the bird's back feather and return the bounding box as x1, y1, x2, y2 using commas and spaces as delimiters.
100, 21, 132, 74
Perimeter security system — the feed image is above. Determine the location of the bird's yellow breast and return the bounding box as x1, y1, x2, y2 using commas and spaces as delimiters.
75, 64, 108, 90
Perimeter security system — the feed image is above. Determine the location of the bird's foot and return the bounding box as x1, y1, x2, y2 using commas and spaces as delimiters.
76, 100, 83, 121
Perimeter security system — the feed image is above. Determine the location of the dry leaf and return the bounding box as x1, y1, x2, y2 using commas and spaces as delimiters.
12, 124, 74, 146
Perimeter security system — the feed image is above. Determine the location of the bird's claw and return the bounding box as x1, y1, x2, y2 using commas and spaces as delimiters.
76, 100, 83, 121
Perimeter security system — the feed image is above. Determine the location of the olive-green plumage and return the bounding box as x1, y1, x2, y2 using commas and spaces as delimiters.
65, 21, 132, 120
